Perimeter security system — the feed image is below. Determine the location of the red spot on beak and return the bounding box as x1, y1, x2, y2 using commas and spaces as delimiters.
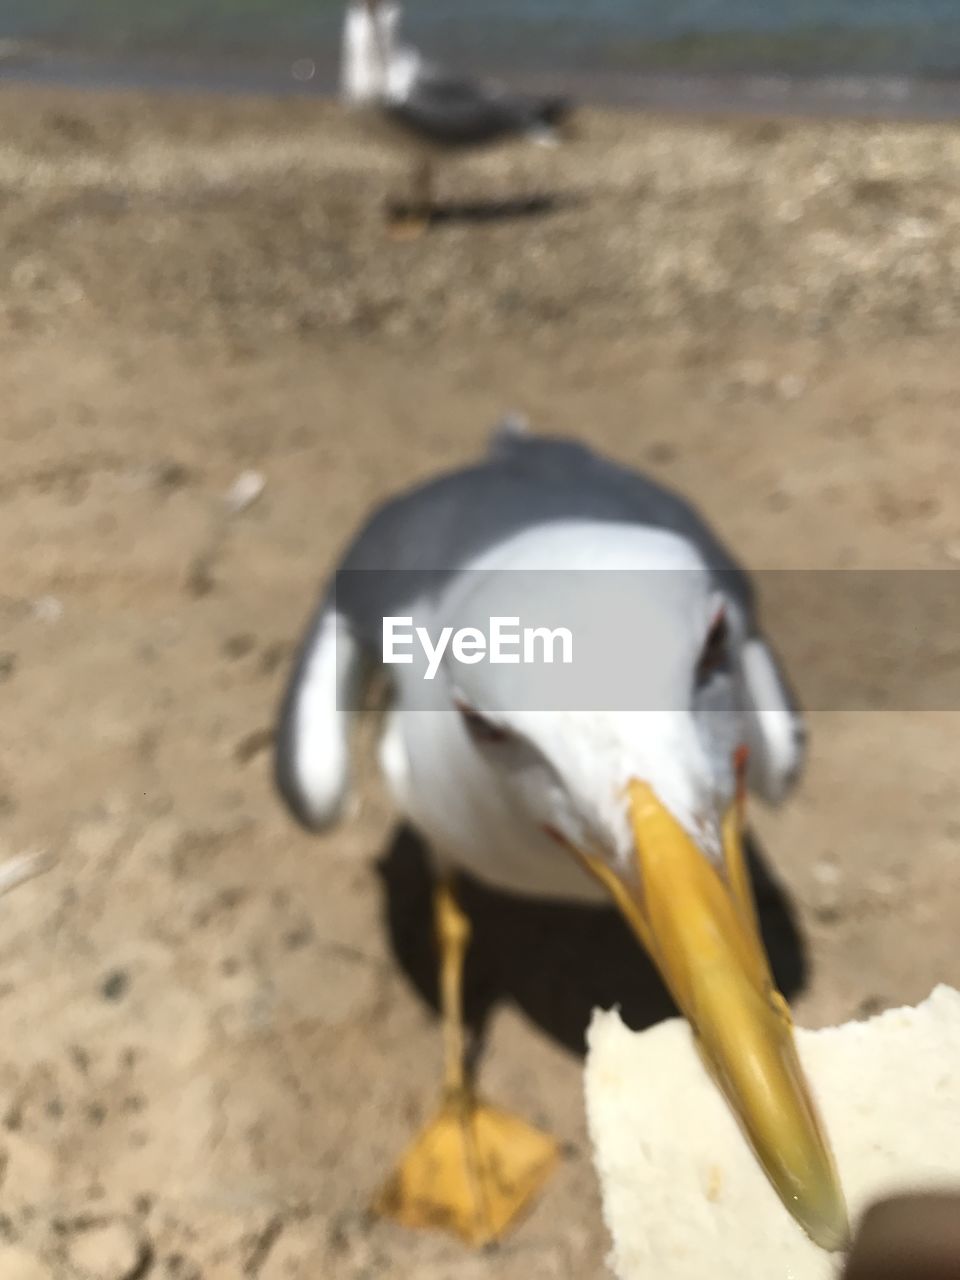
542, 823, 570, 850
733, 744, 749, 812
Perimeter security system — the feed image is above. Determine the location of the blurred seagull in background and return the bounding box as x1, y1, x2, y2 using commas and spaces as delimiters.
275, 421, 848, 1250
341, 0, 573, 235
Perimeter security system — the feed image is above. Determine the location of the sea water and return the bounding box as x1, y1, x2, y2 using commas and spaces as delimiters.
2, 0, 960, 113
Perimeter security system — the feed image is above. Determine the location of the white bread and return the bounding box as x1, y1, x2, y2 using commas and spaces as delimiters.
585, 985, 960, 1280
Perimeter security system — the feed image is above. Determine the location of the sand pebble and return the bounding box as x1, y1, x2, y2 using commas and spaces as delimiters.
776, 372, 807, 400
225, 470, 265, 514
811, 857, 841, 887
0, 850, 54, 898
66, 1221, 148, 1280
898, 215, 935, 241
31, 596, 63, 624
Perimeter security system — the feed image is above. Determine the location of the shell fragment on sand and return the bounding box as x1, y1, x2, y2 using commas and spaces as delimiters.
0, 850, 55, 898
585, 985, 960, 1280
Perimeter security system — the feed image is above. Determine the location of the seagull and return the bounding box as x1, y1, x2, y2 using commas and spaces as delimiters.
340, 0, 572, 235
274, 421, 849, 1250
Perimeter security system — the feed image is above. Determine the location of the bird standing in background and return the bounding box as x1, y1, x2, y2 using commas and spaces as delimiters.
275, 422, 849, 1250
340, 0, 572, 236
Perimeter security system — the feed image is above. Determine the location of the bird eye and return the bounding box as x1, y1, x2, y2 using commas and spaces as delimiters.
455, 700, 511, 744
696, 607, 729, 685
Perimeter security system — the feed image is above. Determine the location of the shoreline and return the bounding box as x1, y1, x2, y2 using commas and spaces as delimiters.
0, 81, 958, 348
6, 46, 960, 123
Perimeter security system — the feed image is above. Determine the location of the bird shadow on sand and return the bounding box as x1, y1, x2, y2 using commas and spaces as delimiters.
387, 191, 579, 228
375, 823, 810, 1061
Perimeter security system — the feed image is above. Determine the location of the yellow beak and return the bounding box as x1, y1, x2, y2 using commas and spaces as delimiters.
576, 778, 849, 1252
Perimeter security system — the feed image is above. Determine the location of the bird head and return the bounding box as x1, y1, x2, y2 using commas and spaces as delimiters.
342, 0, 402, 104
431, 523, 848, 1250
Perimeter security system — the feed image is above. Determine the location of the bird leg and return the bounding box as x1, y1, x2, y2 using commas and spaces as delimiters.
372, 876, 560, 1246
438, 874, 470, 1094
385, 158, 434, 239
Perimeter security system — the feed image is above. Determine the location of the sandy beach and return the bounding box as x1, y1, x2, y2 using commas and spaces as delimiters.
2, 83, 960, 1278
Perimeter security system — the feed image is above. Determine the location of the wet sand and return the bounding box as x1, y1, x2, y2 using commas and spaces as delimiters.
2, 84, 960, 1278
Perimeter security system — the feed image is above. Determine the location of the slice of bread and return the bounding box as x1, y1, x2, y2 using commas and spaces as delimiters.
585, 985, 960, 1280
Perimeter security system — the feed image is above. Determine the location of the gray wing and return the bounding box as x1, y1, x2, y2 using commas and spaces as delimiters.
386, 75, 568, 148
277, 427, 802, 820
334, 428, 755, 647
274, 606, 373, 831
736, 635, 807, 805
343, 430, 808, 798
